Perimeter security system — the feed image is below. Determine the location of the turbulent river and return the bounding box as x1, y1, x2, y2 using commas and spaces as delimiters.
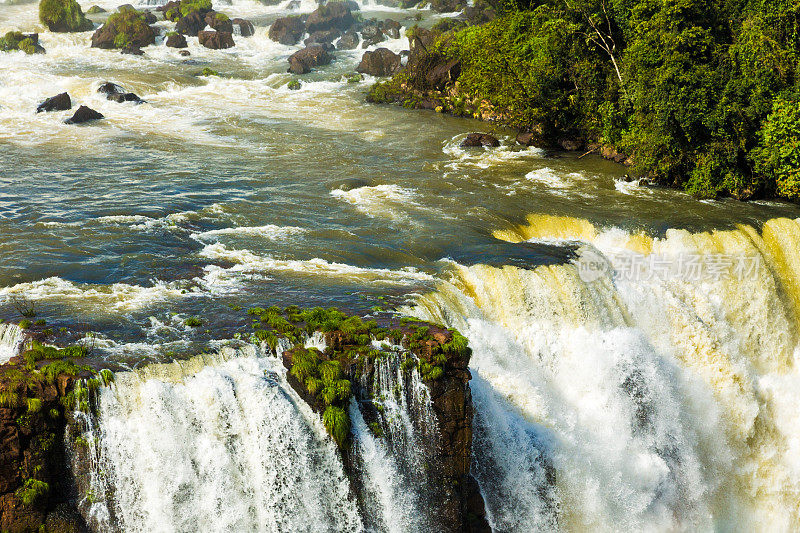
3, 0, 800, 530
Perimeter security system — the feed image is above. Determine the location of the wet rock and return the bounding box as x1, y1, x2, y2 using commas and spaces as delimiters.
205, 11, 234, 33
268, 16, 305, 45
39, 0, 94, 32
64, 106, 104, 125
356, 47, 400, 77
231, 18, 255, 37
558, 138, 582, 151
176, 11, 205, 36
426, 58, 460, 90
165, 32, 188, 48
304, 29, 341, 47
97, 82, 124, 96
86, 5, 106, 14
336, 31, 359, 50
0, 31, 46, 55
120, 44, 144, 55
286, 0, 301, 9
179, 49, 191, 56
305, 1, 355, 33
360, 25, 385, 47
142, 10, 158, 24
90, 10, 157, 49
460, 133, 499, 148
381, 19, 401, 39
118, 3, 136, 12
158, 0, 181, 21
98, 81, 145, 103
287, 45, 332, 74
462, 3, 495, 25
36, 92, 71, 113
198, 30, 235, 49
515, 131, 539, 146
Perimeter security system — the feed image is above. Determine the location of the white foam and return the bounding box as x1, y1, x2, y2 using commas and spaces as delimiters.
330, 184, 419, 222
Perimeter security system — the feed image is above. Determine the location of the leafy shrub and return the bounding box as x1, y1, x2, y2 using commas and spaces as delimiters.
323, 405, 349, 447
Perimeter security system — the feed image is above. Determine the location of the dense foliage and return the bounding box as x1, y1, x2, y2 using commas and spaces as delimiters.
424, 0, 800, 200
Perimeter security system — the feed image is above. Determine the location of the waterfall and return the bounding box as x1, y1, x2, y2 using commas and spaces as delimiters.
404, 215, 800, 531
0, 323, 24, 364
70, 346, 363, 533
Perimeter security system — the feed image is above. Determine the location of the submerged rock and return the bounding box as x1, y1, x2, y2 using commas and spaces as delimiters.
461, 133, 500, 148
36, 92, 71, 113
198, 30, 235, 49
38, 0, 94, 32
120, 44, 145, 55
90, 10, 156, 49
268, 16, 305, 45
305, 1, 355, 33
64, 106, 104, 124
287, 45, 332, 74
356, 47, 400, 77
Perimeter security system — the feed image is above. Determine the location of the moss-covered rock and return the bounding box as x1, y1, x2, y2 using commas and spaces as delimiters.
85, 5, 105, 14
0, 31, 45, 54
38, 0, 94, 33
90, 9, 156, 50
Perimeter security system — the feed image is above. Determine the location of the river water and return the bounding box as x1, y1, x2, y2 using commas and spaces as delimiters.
3, 0, 800, 530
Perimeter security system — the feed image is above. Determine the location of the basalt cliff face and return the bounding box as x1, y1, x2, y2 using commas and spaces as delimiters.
0, 354, 86, 533
281, 315, 489, 532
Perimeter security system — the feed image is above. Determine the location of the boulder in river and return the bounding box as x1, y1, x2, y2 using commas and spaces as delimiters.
205, 11, 234, 33
381, 19, 402, 39
98, 82, 145, 104
0, 31, 45, 54
356, 47, 400, 77
336, 31, 359, 50
268, 16, 305, 45
198, 30, 235, 49
38, 0, 94, 32
36, 92, 71, 113
86, 5, 106, 14
91, 10, 156, 49
165, 32, 188, 48
460, 133, 500, 148
231, 18, 255, 37
305, 1, 355, 33
120, 44, 145, 55
287, 45, 332, 74
176, 11, 206, 36
360, 24, 385, 47
64, 105, 104, 124
304, 29, 341, 47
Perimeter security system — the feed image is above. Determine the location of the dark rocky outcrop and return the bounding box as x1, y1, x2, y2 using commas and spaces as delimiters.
97, 82, 145, 104
198, 30, 235, 49
142, 10, 157, 24
304, 29, 341, 47
382, 19, 402, 39
287, 45, 332, 74
461, 133, 499, 147
231, 18, 255, 37
268, 16, 305, 45
205, 11, 233, 33
36, 92, 71, 113
175, 11, 205, 36
360, 24, 385, 47
0, 32, 46, 55
120, 44, 144, 55
337, 31, 359, 50
356, 47, 400, 77
64, 106, 103, 124
90, 10, 156, 49
0, 339, 107, 533
305, 1, 355, 33
38, 0, 94, 33
165, 32, 188, 48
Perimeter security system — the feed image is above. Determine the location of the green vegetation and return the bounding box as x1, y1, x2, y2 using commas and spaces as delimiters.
199, 67, 219, 76
184, 316, 203, 327
323, 406, 350, 447
104, 10, 152, 49
15, 478, 49, 506
0, 32, 41, 55
38, 0, 94, 32
345, 73, 363, 84
373, 0, 800, 201
86, 5, 105, 14
18, 319, 32, 329
179, 0, 212, 16
287, 79, 302, 90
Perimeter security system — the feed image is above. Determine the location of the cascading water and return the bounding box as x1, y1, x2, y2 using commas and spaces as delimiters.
0, 323, 24, 364
70, 345, 363, 533
405, 215, 800, 532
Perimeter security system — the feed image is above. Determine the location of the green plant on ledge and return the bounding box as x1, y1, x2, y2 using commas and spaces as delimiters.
16, 478, 49, 506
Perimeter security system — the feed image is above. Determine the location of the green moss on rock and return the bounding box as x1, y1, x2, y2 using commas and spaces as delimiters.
39, 0, 94, 32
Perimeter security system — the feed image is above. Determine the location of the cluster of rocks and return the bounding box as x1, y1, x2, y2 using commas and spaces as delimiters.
0, 31, 45, 55
35, 82, 145, 125
270, 2, 405, 76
